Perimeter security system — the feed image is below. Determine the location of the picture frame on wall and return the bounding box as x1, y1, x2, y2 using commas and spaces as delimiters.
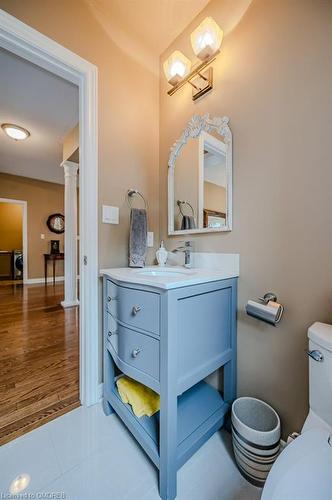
50, 240, 60, 254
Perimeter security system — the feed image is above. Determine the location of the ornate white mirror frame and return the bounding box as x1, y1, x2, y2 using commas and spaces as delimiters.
168, 114, 233, 235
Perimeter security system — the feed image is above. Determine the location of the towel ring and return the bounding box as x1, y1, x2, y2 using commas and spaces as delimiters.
177, 200, 195, 217
127, 189, 148, 210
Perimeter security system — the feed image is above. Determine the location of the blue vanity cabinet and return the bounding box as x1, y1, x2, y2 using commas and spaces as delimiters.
102, 275, 237, 500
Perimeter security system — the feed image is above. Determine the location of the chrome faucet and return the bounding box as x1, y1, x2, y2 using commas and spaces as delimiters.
171, 241, 193, 268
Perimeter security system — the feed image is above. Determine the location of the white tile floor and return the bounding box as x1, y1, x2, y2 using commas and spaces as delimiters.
0, 403, 262, 500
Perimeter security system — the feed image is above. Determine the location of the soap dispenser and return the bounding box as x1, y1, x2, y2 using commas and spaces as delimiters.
156, 241, 168, 267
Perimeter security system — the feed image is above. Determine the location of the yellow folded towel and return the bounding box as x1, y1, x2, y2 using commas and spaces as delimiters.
116, 376, 160, 418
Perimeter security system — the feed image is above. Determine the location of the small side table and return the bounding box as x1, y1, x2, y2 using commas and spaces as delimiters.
44, 253, 64, 285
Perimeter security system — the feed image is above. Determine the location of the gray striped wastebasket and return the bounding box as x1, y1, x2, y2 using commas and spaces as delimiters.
231, 397, 281, 487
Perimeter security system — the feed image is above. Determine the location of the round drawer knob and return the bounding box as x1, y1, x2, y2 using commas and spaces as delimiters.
132, 348, 141, 358
107, 296, 112, 302
132, 305, 142, 315
108, 330, 117, 338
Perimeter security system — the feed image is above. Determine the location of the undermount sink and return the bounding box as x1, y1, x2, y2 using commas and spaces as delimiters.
136, 267, 192, 277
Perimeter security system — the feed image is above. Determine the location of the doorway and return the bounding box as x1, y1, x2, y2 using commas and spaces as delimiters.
0, 48, 81, 444
0, 198, 27, 283
0, 9, 99, 441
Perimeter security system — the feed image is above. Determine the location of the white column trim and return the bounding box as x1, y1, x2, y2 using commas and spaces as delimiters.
61, 160, 79, 309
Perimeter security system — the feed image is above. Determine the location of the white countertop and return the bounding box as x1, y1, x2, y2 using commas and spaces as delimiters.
100, 263, 239, 290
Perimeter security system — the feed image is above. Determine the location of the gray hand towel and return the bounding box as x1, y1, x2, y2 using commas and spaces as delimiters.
181, 215, 196, 230
129, 208, 147, 268
188, 216, 196, 229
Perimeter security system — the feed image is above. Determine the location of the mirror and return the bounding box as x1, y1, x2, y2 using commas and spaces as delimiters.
168, 114, 232, 235
46, 213, 65, 234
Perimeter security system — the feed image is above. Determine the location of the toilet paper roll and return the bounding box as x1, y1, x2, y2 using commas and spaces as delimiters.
246, 299, 284, 326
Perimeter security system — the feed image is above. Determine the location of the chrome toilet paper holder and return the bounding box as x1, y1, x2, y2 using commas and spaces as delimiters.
246, 292, 284, 326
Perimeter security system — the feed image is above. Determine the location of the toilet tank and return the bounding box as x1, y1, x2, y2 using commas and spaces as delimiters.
307, 322, 332, 429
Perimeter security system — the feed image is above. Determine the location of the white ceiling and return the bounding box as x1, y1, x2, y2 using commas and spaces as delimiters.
85, 0, 211, 69
0, 48, 79, 185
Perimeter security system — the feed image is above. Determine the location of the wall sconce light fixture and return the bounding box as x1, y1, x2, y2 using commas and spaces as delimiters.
190, 16, 223, 61
164, 16, 223, 101
163, 50, 192, 86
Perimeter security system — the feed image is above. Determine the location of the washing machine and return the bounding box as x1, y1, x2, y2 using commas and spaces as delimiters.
13, 250, 23, 279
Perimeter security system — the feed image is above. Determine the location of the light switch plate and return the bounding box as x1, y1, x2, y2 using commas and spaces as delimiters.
147, 232, 154, 247
40, 234, 45, 240
102, 205, 119, 224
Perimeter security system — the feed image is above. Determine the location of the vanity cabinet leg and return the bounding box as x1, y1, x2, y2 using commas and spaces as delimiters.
102, 350, 115, 416
159, 294, 178, 500
223, 358, 236, 404
159, 394, 177, 500
224, 280, 237, 405
102, 276, 116, 418
102, 398, 114, 416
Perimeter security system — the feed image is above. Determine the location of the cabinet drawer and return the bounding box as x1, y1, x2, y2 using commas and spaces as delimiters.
106, 280, 160, 335
107, 323, 160, 381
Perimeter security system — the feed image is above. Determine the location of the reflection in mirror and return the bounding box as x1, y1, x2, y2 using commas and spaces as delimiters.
174, 137, 198, 231
201, 132, 227, 229
168, 114, 232, 235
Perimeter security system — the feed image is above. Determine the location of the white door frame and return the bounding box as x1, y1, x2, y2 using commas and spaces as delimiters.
0, 9, 99, 406
0, 197, 28, 282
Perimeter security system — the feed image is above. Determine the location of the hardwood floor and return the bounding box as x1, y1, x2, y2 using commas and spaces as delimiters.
0, 281, 79, 445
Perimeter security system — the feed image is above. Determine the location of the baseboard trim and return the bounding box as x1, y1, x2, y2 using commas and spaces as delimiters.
61, 299, 80, 308
24, 276, 80, 285
25, 276, 65, 284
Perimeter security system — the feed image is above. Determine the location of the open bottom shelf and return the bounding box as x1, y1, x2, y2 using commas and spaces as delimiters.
105, 380, 229, 470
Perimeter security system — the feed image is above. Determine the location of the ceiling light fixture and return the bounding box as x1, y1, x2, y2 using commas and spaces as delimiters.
1, 123, 31, 141
163, 16, 223, 101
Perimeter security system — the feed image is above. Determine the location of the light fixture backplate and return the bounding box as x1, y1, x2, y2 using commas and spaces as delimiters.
190, 67, 213, 101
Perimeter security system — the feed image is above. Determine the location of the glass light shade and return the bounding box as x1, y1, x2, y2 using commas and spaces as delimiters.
190, 17, 223, 61
1, 123, 30, 141
163, 50, 191, 86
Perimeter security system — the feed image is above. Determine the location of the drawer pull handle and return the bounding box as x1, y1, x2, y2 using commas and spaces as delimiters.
107, 296, 118, 302
132, 305, 142, 315
132, 348, 141, 358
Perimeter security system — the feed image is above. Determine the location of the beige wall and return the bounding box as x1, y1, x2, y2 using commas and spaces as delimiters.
204, 182, 226, 213
0, 173, 65, 279
0, 202, 23, 278
160, 0, 332, 436
0, 202, 23, 250
63, 124, 79, 163
0, 0, 160, 270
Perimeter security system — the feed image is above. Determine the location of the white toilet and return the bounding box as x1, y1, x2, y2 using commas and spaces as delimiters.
262, 322, 332, 499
